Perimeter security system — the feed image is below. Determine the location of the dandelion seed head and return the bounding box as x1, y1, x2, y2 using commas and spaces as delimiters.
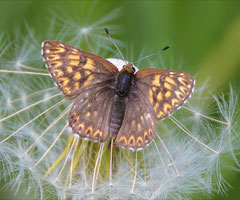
81, 27, 91, 35
6, 97, 12, 107
43, 92, 50, 100
0, 6, 239, 200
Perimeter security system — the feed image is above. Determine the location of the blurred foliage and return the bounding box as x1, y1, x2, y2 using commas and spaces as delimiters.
0, 0, 239, 199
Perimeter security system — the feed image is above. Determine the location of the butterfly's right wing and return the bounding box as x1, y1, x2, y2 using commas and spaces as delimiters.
42, 40, 118, 99
68, 85, 115, 142
115, 68, 195, 150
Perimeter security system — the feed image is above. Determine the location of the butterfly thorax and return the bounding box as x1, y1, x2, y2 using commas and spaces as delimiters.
116, 64, 135, 97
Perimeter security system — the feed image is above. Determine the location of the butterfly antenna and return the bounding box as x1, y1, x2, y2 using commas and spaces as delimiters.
104, 28, 127, 64
133, 45, 170, 64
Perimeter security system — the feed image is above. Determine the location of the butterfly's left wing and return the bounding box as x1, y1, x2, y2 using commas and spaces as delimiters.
42, 40, 118, 99
115, 68, 195, 150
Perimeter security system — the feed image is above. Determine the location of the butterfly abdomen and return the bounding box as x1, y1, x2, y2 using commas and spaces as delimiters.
110, 96, 127, 136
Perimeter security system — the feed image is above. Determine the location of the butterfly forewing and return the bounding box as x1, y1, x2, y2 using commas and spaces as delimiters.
135, 69, 195, 120
41, 40, 118, 99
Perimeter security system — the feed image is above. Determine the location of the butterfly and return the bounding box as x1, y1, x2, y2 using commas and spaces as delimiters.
41, 40, 195, 151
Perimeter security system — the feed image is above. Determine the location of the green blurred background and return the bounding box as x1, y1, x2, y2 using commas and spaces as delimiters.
0, 0, 240, 199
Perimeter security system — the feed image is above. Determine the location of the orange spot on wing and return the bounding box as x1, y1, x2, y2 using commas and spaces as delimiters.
86, 126, 93, 135
71, 50, 78, 54
68, 55, 80, 60
93, 130, 103, 139
157, 92, 163, 101
149, 89, 154, 105
152, 87, 157, 91
165, 77, 176, 85
137, 123, 141, 131
152, 75, 161, 86
66, 66, 73, 73
163, 103, 172, 113
86, 112, 90, 117
154, 102, 159, 112
59, 77, 70, 87
165, 91, 172, 98
171, 98, 179, 106
179, 86, 188, 94
118, 136, 127, 145
52, 69, 63, 77
128, 136, 135, 146
137, 137, 144, 146
178, 77, 189, 86
157, 111, 164, 119
164, 82, 172, 90
50, 47, 65, 53
51, 61, 62, 68
144, 131, 149, 141
78, 123, 85, 132
82, 58, 94, 70
70, 60, 80, 66
63, 87, 71, 94
131, 120, 136, 128
74, 82, 79, 90
49, 54, 60, 60
83, 74, 94, 87
73, 72, 81, 80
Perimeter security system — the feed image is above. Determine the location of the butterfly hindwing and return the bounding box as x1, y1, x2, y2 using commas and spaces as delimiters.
68, 85, 115, 142
115, 84, 156, 150
41, 40, 118, 99
135, 69, 195, 120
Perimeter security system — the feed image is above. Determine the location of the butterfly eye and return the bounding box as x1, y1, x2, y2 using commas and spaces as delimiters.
131, 66, 136, 73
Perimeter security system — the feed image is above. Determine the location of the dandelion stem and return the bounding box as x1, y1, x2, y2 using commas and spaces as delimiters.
0, 99, 65, 144
0, 93, 62, 123
0, 69, 50, 76
182, 106, 230, 125
9, 87, 57, 104
45, 136, 74, 177
54, 134, 79, 183
155, 134, 180, 176
131, 151, 138, 194
92, 144, 104, 194
170, 116, 219, 154
109, 138, 114, 186
23, 103, 72, 155
31, 122, 69, 170
69, 135, 79, 188
83, 154, 88, 187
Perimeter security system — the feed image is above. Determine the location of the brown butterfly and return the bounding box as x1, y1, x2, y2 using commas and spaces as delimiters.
41, 40, 195, 151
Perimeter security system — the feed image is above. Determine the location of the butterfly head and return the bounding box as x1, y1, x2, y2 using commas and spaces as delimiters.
121, 63, 136, 74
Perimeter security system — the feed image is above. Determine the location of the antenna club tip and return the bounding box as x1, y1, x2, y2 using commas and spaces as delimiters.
104, 27, 109, 35
162, 45, 170, 51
